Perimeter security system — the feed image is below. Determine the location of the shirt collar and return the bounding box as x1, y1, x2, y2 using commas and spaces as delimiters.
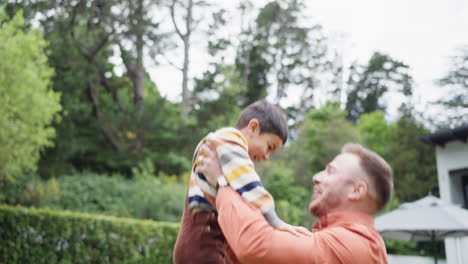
312, 210, 374, 231
217, 127, 249, 147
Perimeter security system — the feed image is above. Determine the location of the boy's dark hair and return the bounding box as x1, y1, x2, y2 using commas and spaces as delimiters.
235, 100, 288, 144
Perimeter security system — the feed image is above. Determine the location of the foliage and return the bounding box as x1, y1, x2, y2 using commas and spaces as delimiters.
0, 204, 179, 264
358, 111, 396, 159
387, 107, 438, 201
260, 163, 310, 226
0, 7, 61, 184
235, 0, 328, 110
435, 45, 468, 127
39, 72, 193, 177
346, 52, 413, 122
280, 102, 360, 187
1, 173, 186, 222
5, 0, 192, 178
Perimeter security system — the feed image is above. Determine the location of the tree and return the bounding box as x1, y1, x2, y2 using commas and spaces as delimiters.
345, 52, 413, 122
387, 105, 438, 202
169, 0, 209, 118
358, 111, 396, 158
436, 45, 468, 127
0, 8, 61, 182
235, 0, 328, 109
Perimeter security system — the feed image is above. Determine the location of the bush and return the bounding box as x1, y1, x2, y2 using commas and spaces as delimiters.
0, 204, 179, 264
1, 173, 186, 222
259, 162, 312, 226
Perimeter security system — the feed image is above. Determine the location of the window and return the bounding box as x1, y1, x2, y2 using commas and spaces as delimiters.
463, 175, 468, 209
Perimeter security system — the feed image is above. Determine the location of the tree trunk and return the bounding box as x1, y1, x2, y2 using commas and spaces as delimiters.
133, 0, 145, 113
171, 0, 193, 118
181, 36, 190, 117
181, 0, 193, 118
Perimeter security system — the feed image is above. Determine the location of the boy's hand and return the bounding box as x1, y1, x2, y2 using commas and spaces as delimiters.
276, 223, 312, 237
195, 140, 223, 187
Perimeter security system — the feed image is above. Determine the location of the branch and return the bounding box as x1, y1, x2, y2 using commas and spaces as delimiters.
88, 30, 114, 59
160, 53, 183, 71
97, 66, 125, 112
86, 80, 100, 119
170, 0, 185, 39
117, 42, 136, 78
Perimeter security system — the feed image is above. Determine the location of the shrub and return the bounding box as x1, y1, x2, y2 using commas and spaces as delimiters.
259, 163, 312, 226
1, 173, 187, 222
0, 204, 179, 264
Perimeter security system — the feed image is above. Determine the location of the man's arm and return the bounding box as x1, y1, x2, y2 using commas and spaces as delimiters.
216, 187, 324, 264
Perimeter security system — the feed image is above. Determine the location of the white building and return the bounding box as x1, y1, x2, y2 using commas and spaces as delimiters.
419, 125, 468, 264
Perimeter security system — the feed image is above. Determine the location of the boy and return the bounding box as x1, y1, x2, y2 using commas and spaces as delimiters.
173, 100, 305, 264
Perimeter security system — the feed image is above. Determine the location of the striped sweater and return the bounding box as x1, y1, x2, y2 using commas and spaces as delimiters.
188, 127, 283, 228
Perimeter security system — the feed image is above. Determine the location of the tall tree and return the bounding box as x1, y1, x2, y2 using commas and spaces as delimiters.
388, 104, 438, 201
0, 8, 61, 182
169, 0, 209, 117
436, 45, 468, 127
345, 52, 413, 122
235, 0, 328, 108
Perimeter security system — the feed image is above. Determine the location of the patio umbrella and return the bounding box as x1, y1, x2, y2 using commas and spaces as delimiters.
375, 194, 468, 264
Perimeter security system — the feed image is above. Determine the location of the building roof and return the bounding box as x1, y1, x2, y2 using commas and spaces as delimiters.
419, 125, 468, 147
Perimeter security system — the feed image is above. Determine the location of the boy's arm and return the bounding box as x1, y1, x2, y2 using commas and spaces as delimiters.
210, 137, 284, 228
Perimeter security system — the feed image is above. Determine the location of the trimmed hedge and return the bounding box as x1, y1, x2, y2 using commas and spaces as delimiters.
0, 205, 179, 264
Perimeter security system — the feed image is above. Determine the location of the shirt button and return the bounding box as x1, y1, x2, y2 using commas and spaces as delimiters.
205, 225, 211, 232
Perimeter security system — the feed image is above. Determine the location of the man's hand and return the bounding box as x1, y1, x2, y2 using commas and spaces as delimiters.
195, 140, 223, 187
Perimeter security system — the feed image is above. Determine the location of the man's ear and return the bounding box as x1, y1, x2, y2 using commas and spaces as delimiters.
349, 181, 368, 201
247, 119, 260, 135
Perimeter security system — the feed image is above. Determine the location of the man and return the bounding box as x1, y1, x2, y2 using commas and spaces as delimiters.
195, 142, 393, 264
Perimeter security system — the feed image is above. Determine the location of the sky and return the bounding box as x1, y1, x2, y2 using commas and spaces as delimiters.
147, 0, 468, 121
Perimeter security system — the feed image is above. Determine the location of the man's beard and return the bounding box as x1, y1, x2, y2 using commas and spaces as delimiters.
309, 189, 343, 217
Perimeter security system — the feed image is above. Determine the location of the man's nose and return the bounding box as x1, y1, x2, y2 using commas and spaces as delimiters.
312, 171, 323, 184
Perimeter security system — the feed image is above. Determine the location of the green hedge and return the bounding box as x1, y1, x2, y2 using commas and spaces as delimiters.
0, 205, 179, 264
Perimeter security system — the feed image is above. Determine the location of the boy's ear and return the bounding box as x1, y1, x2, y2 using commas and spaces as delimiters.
247, 119, 260, 135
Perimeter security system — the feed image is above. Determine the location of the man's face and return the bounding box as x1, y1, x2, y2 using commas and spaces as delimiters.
309, 153, 362, 217
247, 132, 283, 162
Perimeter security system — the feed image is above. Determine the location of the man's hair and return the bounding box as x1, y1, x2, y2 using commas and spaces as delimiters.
341, 143, 393, 212
235, 100, 288, 144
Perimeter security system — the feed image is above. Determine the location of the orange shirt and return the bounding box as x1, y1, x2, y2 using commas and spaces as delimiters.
216, 187, 388, 264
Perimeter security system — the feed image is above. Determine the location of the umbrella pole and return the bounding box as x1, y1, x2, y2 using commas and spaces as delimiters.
432, 231, 437, 264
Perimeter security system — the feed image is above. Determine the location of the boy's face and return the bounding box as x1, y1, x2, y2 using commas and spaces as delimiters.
241, 118, 284, 162
247, 132, 283, 162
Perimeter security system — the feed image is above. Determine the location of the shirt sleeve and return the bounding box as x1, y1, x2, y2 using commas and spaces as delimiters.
216, 187, 325, 264
212, 136, 284, 227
